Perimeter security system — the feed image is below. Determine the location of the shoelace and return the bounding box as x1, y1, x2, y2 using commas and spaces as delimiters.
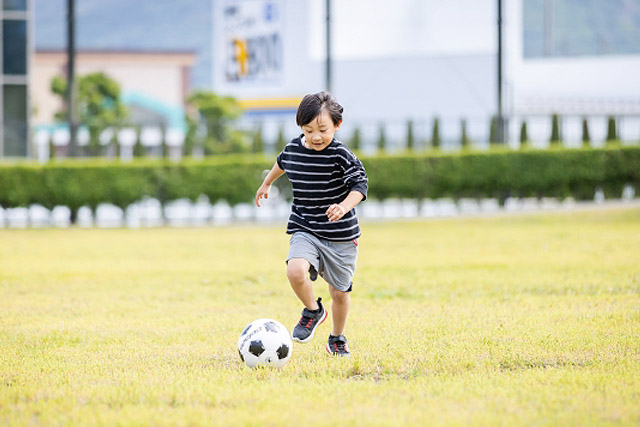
298, 315, 313, 329
332, 341, 348, 353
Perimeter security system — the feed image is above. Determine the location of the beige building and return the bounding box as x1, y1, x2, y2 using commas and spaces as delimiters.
31, 49, 196, 128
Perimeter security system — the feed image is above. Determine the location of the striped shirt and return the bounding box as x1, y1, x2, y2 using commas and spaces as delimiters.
276, 135, 368, 241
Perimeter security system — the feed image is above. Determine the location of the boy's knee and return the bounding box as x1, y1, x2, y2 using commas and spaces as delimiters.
329, 285, 350, 301
286, 259, 309, 284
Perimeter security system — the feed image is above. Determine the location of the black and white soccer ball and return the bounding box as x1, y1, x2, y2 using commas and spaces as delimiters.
237, 318, 293, 368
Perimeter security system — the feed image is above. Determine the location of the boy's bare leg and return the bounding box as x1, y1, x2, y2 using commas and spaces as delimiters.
328, 285, 350, 336
287, 258, 319, 310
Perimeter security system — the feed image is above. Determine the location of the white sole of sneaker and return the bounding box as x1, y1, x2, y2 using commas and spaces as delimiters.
292, 309, 327, 343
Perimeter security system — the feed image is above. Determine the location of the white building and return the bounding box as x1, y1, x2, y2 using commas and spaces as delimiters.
213, 0, 640, 148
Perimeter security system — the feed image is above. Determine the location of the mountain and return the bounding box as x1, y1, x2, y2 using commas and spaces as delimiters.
33, 0, 213, 88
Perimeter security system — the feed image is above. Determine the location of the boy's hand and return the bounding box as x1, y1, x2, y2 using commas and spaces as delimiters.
326, 204, 347, 222
255, 183, 271, 207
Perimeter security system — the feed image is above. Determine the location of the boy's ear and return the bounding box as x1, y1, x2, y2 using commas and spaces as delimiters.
336, 119, 342, 129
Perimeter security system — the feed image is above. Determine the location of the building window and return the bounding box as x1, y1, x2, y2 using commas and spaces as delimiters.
523, 0, 640, 58
3, 19, 27, 74
3, 0, 27, 11
3, 84, 28, 156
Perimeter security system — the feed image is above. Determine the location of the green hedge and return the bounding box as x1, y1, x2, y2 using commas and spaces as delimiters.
1, 147, 639, 220
364, 146, 640, 202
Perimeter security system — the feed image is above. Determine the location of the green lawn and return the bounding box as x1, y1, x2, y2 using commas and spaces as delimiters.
1, 206, 639, 426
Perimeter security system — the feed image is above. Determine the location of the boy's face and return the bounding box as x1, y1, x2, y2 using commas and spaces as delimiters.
301, 110, 341, 151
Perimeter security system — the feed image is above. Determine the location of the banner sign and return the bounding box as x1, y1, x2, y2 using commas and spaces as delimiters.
223, 0, 283, 84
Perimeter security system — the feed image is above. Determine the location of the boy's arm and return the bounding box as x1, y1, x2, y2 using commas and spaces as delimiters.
255, 162, 285, 207
326, 190, 365, 222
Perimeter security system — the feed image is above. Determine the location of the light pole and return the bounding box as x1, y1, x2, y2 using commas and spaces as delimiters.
67, 0, 78, 156
325, 0, 332, 93
496, 0, 506, 144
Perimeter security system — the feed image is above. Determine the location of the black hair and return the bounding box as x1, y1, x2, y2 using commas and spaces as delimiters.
296, 91, 343, 127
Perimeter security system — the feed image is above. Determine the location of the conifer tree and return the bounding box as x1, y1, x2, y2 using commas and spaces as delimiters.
431, 117, 441, 149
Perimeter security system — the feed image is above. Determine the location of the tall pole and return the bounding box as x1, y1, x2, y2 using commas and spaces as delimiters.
66, 0, 77, 156
496, 0, 505, 143
325, 0, 332, 93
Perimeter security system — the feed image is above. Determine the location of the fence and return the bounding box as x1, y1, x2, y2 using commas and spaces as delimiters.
25, 114, 640, 163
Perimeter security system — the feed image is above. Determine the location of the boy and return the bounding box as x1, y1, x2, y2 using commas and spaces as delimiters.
255, 91, 368, 357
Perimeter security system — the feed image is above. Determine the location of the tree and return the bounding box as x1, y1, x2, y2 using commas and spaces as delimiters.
276, 125, 287, 152
582, 117, 591, 148
550, 114, 561, 145
51, 72, 128, 156
431, 117, 441, 149
159, 128, 167, 159
133, 127, 145, 158
49, 134, 56, 160
183, 115, 197, 157
606, 116, 617, 143
187, 91, 243, 155
377, 124, 387, 153
252, 124, 265, 154
460, 119, 470, 149
489, 116, 498, 144
350, 126, 361, 151
519, 120, 529, 148
406, 120, 415, 151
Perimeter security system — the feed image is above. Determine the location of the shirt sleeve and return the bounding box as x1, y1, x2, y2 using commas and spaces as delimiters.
276, 149, 285, 170
340, 149, 368, 201
276, 137, 298, 169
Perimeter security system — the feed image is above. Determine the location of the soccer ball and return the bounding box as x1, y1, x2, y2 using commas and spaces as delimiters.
237, 318, 293, 368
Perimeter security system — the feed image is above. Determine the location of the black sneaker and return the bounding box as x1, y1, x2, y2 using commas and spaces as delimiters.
292, 297, 327, 343
326, 334, 350, 357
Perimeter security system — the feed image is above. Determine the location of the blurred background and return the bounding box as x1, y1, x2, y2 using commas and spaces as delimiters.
1, 0, 639, 160
1, 0, 639, 227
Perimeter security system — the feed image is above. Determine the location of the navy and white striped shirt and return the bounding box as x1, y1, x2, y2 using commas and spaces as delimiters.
277, 135, 368, 241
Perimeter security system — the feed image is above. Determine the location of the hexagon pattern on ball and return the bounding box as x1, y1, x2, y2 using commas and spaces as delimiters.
237, 318, 293, 368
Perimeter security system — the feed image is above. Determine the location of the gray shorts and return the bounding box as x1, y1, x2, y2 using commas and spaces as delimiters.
287, 232, 359, 292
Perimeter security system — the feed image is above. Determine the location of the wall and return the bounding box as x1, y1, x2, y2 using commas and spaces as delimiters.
506, 0, 640, 116
31, 50, 196, 126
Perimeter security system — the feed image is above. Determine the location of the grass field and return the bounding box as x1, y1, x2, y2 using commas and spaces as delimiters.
1, 206, 639, 426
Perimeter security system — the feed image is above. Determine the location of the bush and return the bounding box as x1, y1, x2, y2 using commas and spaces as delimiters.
361, 147, 640, 203
1, 147, 638, 222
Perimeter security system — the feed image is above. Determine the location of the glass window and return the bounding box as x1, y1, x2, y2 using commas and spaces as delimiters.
3, 84, 28, 156
3, 19, 27, 74
3, 0, 27, 11
523, 0, 640, 58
